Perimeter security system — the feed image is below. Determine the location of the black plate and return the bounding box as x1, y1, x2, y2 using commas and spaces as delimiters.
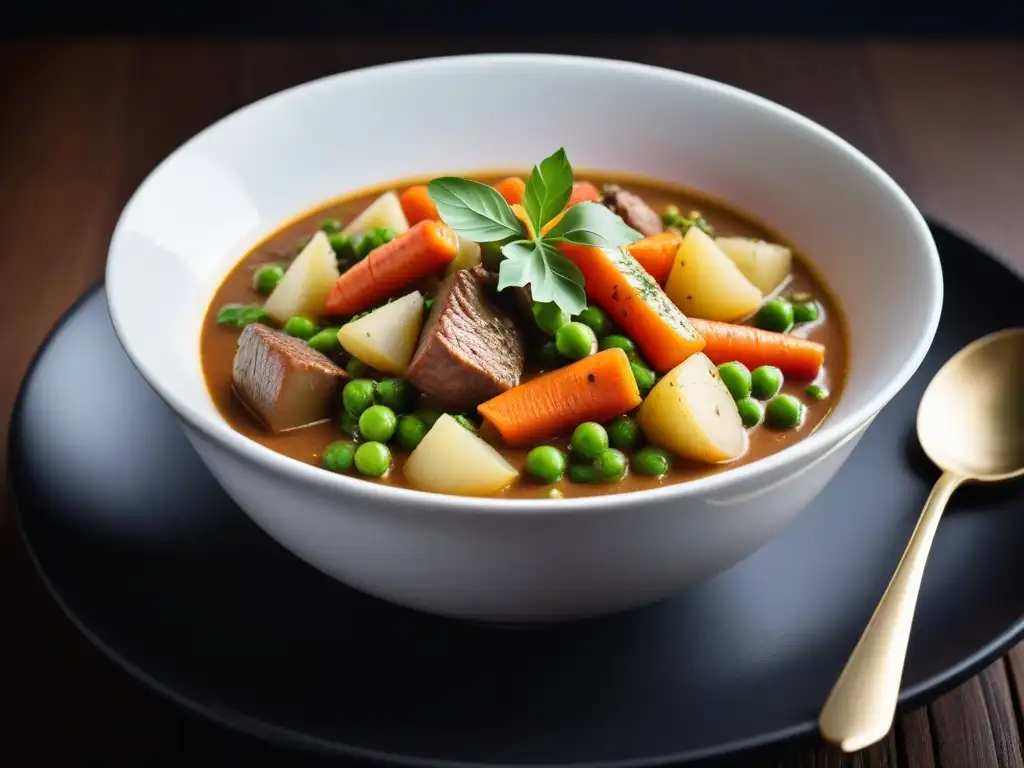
10, 221, 1024, 766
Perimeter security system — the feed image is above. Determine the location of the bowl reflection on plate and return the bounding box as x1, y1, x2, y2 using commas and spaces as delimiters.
105, 54, 942, 622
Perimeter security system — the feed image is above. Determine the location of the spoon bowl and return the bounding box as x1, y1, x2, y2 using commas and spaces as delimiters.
820, 327, 1024, 752
917, 328, 1024, 482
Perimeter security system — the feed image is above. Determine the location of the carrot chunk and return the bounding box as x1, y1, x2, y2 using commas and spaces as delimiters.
688, 318, 825, 380
399, 185, 440, 225
625, 232, 683, 285
324, 220, 458, 316
567, 180, 601, 207
558, 243, 705, 373
494, 177, 526, 206
478, 348, 641, 446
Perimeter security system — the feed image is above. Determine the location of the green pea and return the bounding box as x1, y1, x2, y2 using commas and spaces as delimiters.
322, 440, 356, 473
320, 218, 343, 234
765, 394, 806, 430
630, 361, 656, 397
532, 301, 570, 336
354, 441, 391, 477
284, 316, 318, 340
805, 384, 829, 401
568, 464, 600, 484
329, 232, 357, 264
416, 410, 442, 430
599, 334, 637, 359
736, 397, 763, 428
750, 365, 784, 400
396, 414, 427, 450
755, 298, 795, 334
793, 301, 820, 324
346, 358, 372, 378
339, 412, 361, 440
451, 414, 477, 432
594, 449, 628, 482
377, 378, 416, 412
607, 415, 644, 452
354, 227, 397, 260
535, 341, 564, 370
555, 321, 598, 361
542, 488, 564, 499
633, 446, 672, 477
576, 305, 610, 338
358, 405, 398, 443
525, 445, 567, 484
718, 361, 752, 401
252, 263, 286, 295
571, 422, 609, 461
342, 379, 377, 416
308, 327, 342, 355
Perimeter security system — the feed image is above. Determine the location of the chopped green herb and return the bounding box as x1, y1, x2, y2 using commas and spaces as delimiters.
428, 148, 642, 317
216, 304, 271, 329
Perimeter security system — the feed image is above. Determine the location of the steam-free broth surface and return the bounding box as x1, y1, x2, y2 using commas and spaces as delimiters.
201, 172, 847, 498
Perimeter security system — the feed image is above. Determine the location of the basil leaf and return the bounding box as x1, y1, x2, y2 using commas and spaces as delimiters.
498, 240, 586, 316
216, 304, 270, 328
523, 147, 573, 235
427, 178, 524, 243
544, 201, 643, 247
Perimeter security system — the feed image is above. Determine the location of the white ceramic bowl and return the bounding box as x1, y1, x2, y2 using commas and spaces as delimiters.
106, 54, 942, 623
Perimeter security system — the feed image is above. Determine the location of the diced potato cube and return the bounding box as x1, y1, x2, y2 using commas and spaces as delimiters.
715, 237, 793, 295
637, 352, 748, 464
263, 231, 341, 323
665, 228, 763, 322
343, 191, 409, 237
404, 414, 519, 496
336, 291, 424, 374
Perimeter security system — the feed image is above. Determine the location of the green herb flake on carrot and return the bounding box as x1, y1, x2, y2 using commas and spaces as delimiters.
478, 348, 641, 446
688, 317, 825, 380
324, 220, 458, 317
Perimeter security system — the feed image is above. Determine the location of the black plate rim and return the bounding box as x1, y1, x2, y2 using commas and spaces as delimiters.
11, 219, 1024, 766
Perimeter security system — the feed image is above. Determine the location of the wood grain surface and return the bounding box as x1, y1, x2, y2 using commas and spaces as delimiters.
4, 38, 1024, 766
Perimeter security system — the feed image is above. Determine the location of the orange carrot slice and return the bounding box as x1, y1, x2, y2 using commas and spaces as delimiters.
478, 348, 641, 446
494, 177, 526, 206
324, 220, 458, 316
567, 180, 601, 207
625, 232, 683, 285
689, 318, 825, 380
399, 185, 439, 225
558, 243, 705, 373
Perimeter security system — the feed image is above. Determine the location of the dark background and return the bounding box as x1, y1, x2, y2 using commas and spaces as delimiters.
3, 0, 1024, 36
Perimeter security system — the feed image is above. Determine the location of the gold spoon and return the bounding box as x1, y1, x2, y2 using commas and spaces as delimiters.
818, 327, 1024, 753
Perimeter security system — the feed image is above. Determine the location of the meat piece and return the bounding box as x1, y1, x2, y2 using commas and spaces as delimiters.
601, 183, 663, 238
232, 324, 347, 433
406, 266, 525, 411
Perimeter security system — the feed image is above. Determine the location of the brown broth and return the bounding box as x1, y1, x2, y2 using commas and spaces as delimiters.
200, 172, 848, 499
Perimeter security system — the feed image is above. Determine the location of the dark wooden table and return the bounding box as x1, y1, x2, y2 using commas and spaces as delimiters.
5, 38, 1024, 766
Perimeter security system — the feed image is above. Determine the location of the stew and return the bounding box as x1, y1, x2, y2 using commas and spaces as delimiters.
201, 150, 847, 499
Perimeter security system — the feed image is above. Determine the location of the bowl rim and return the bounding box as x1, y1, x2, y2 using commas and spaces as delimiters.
105, 52, 943, 515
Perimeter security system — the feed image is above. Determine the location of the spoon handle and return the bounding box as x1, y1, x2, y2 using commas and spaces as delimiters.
818, 469, 964, 752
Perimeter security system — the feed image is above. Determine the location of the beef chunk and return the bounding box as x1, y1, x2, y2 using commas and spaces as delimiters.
232, 324, 347, 433
602, 183, 663, 238
406, 266, 525, 410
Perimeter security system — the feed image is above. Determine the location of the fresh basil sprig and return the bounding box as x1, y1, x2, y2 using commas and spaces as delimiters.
427, 148, 642, 316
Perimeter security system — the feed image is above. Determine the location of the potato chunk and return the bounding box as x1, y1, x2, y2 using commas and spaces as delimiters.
336, 291, 424, 374
637, 352, 748, 464
665, 228, 763, 322
404, 414, 519, 496
263, 231, 340, 323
